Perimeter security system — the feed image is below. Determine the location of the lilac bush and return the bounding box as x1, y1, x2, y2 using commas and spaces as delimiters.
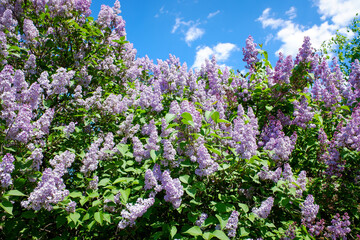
0, 0, 358, 239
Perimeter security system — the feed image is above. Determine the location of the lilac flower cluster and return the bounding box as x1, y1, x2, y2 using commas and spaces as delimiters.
242, 35, 259, 70
259, 163, 307, 197
161, 170, 184, 208
21, 160, 72, 211
80, 137, 103, 174
142, 120, 160, 159
47, 68, 75, 96
0, 153, 15, 188
335, 106, 360, 151
118, 196, 155, 229
195, 213, 208, 227
303, 219, 325, 237
195, 139, 219, 176
224, 211, 239, 238
325, 213, 351, 239
144, 165, 162, 193
32, 108, 55, 139
49, 150, 76, 176
292, 96, 315, 128
295, 36, 318, 69
63, 122, 76, 137
252, 197, 274, 219
23, 19, 39, 42
66, 201, 77, 213
28, 148, 43, 171
259, 117, 297, 162
300, 195, 319, 223
232, 105, 259, 159
88, 175, 99, 190
267, 53, 293, 87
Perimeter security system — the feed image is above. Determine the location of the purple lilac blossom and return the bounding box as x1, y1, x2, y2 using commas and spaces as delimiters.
292, 96, 315, 128
32, 108, 55, 139
232, 105, 259, 159
6, 104, 33, 143
242, 35, 259, 70
132, 136, 145, 162
195, 140, 219, 176
63, 122, 76, 137
258, 165, 282, 183
252, 197, 274, 219
0, 153, 15, 188
80, 138, 103, 174
161, 170, 184, 209
118, 196, 155, 229
66, 201, 76, 213
267, 52, 293, 87
21, 168, 70, 211
28, 148, 43, 171
161, 139, 176, 166
300, 195, 319, 223
325, 213, 351, 239
195, 213, 208, 227
224, 211, 239, 238
48, 68, 75, 96
49, 151, 75, 176
23, 19, 39, 41
144, 168, 162, 192
88, 175, 98, 190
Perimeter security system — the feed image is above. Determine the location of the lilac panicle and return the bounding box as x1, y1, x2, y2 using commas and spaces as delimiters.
80, 138, 103, 174
63, 122, 76, 137
224, 210, 239, 238
258, 165, 282, 183
325, 213, 351, 239
242, 35, 259, 70
23, 19, 39, 41
195, 140, 219, 176
118, 196, 155, 229
66, 201, 76, 213
195, 213, 208, 227
301, 195, 319, 223
88, 175, 99, 190
252, 197, 274, 219
144, 167, 162, 192
21, 168, 70, 211
0, 153, 15, 188
161, 170, 184, 209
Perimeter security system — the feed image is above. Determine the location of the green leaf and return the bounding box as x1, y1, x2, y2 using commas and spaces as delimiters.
165, 113, 176, 124
181, 112, 193, 121
179, 175, 190, 184
150, 150, 157, 161
240, 227, 249, 237
215, 214, 227, 230
184, 226, 202, 236
238, 203, 249, 213
0, 200, 13, 215
98, 178, 110, 187
94, 212, 103, 225
185, 186, 197, 198
212, 230, 230, 240
211, 111, 220, 123
5, 190, 26, 197
117, 144, 129, 156
69, 191, 83, 198
170, 226, 177, 239
120, 188, 131, 204
69, 212, 81, 223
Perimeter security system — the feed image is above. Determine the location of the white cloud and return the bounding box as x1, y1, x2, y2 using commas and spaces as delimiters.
171, 18, 192, 33
316, 0, 360, 26
192, 43, 238, 69
257, 8, 286, 29
207, 10, 220, 19
285, 6, 297, 19
185, 26, 205, 45
257, 1, 360, 57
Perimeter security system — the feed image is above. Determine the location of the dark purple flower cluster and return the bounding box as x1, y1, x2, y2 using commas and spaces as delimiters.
325, 213, 351, 239
242, 35, 259, 70
0, 153, 15, 188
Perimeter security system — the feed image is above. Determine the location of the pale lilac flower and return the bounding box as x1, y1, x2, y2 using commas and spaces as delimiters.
161, 170, 184, 208
64, 122, 76, 137
118, 196, 155, 229
195, 213, 208, 227
66, 201, 76, 213
224, 211, 239, 238
252, 197, 274, 219
23, 19, 39, 41
88, 175, 99, 190
300, 195, 319, 223
0, 153, 15, 188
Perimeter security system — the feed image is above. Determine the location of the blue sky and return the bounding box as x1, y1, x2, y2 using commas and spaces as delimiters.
90, 0, 360, 71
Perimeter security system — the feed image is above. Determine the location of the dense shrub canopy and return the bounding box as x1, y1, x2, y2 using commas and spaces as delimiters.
0, 0, 359, 239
